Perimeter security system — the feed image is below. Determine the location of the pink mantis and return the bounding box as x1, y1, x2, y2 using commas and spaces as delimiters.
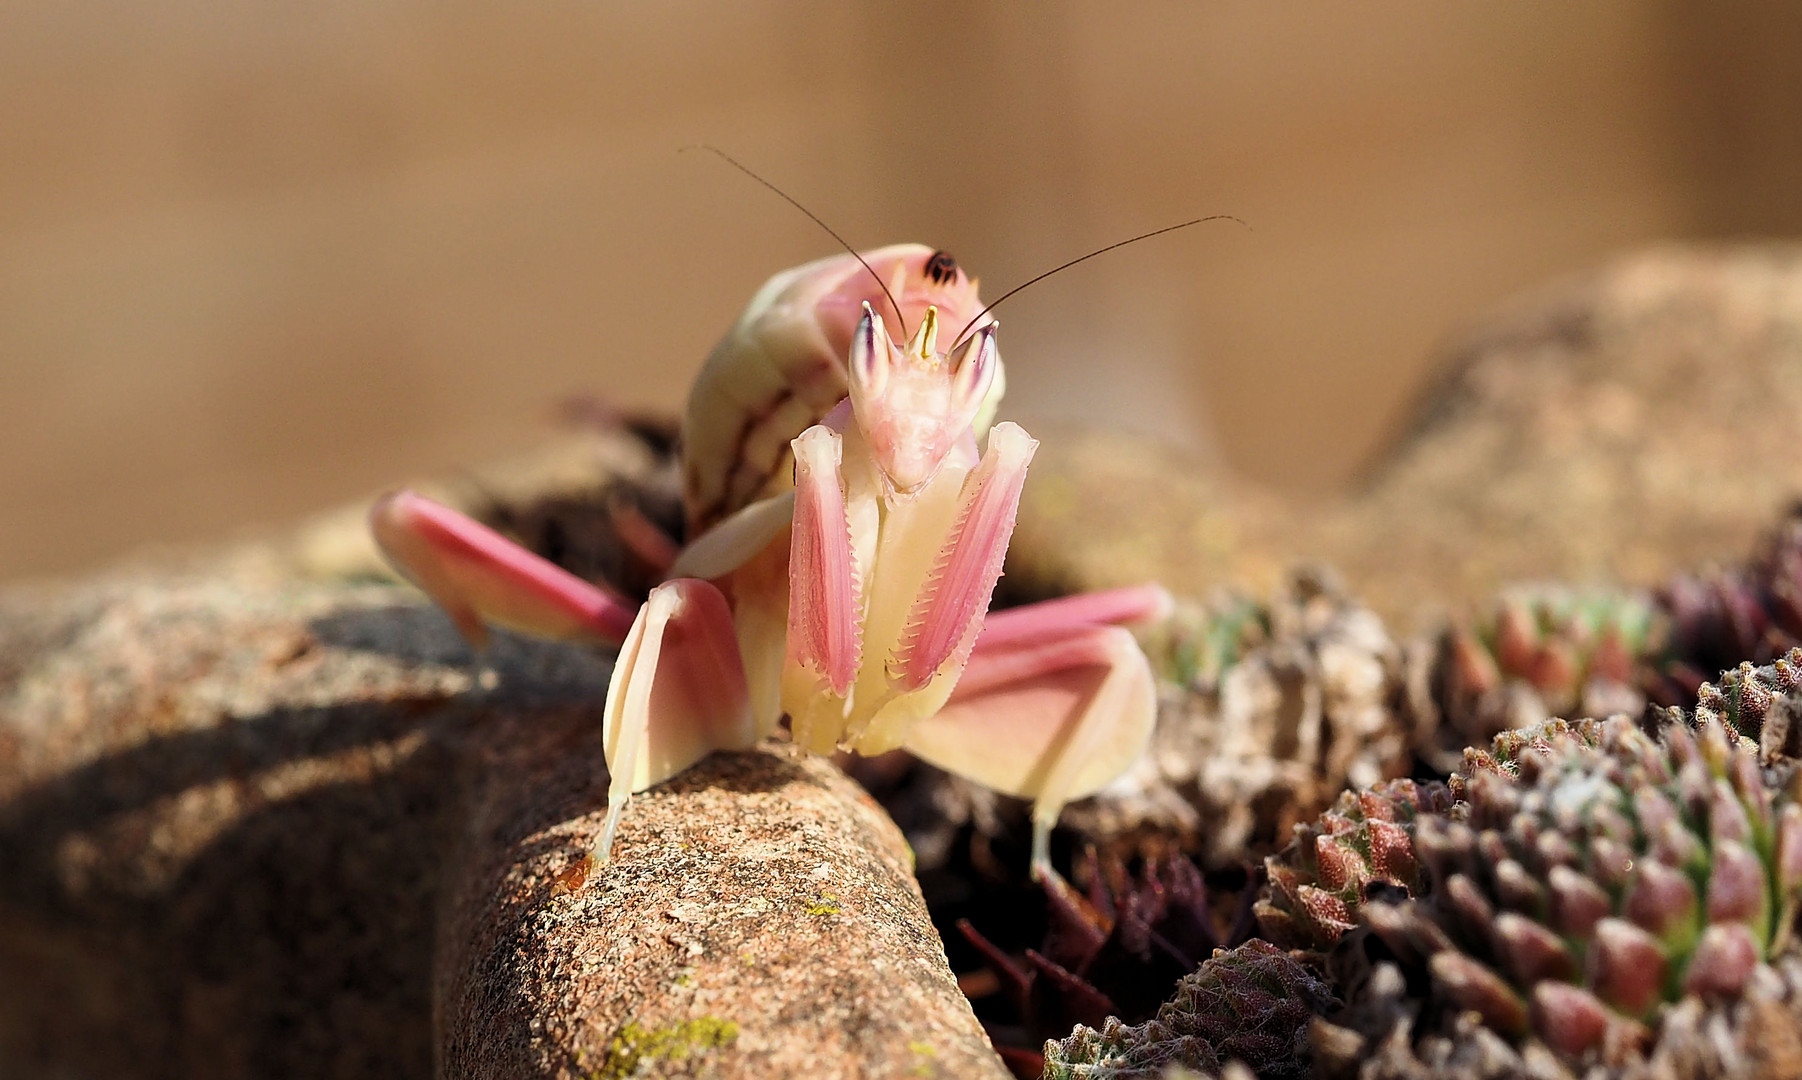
370, 244, 1167, 878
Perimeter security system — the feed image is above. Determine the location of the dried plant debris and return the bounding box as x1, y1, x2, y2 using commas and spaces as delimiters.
846, 750, 1032, 880
906, 517, 1802, 892
958, 851, 1250, 1062
864, 570, 1412, 898
1255, 779, 1455, 953
1042, 939, 1338, 1080
1312, 713, 1802, 1078
1063, 568, 1413, 868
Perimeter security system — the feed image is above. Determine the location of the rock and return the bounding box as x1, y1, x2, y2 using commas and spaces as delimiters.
0, 570, 471, 1079
1324, 244, 1802, 616
0, 563, 1005, 1079
1010, 246, 1802, 623
439, 737, 1006, 1080
998, 424, 1290, 606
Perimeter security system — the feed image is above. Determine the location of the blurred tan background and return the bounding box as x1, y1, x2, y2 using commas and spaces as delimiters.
4, 1, 1800, 583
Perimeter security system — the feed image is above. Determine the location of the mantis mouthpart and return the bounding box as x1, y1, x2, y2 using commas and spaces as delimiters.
371, 244, 1164, 880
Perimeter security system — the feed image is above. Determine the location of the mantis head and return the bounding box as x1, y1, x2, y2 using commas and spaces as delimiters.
846, 302, 999, 496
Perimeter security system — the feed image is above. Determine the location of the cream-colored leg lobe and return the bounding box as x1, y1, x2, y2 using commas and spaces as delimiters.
668, 491, 796, 581
902, 623, 1156, 879
596, 578, 755, 865
670, 491, 797, 737
720, 538, 792, 738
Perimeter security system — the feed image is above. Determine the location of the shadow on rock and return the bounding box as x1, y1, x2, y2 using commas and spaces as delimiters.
0, 695, 466, 1078
0, 598, 620, 1080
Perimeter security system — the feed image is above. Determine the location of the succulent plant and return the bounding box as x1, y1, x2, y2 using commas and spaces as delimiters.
1421, 586, 1653, 755
1042, 939, 1338, 1080
1255, 779, 1455, 952
1148, 592, 1272, 689
1415, 512, 1802, 751
1650, 510, 1802, 704
1450, 714, 1607, 794
1316, 953, 1802, 1080
1678, 647, 1802, 761
1319, 713, 1802, 1072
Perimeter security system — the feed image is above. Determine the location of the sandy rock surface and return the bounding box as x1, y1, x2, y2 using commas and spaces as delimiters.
0, 563, 1003, 1079
1324, 243, 1802, 616
1012, 245, 1802, 623
441, 738, 1003, 1080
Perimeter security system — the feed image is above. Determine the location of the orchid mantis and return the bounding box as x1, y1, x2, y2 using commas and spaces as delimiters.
370, 244, 1165, 878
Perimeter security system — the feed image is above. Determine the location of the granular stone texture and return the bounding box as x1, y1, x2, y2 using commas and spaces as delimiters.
0, 571, 475, 1079
0, 563, 1005, 1079
1009, 246, 1802, 624
439, 736, 1007, 1080
1324, 244, 1802, 616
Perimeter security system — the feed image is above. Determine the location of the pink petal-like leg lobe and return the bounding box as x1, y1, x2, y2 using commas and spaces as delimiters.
787, 426, 863, 697
978, 583, 1174, 648
370, 490, 637, 650
905, 623, 1156, 878
889, 422, 1038, 693
662, 492, 798, 737
597, 578, 755, 865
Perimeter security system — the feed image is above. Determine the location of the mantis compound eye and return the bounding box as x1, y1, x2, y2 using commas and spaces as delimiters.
922, 249, 958, 285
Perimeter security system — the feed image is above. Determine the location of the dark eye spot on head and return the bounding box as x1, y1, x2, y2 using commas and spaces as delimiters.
924, 250, 958, 285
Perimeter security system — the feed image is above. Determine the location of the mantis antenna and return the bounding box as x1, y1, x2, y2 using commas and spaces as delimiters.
949, 214, 1251, 349
683, 145, 911, 338
687, 144, 1248, 351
